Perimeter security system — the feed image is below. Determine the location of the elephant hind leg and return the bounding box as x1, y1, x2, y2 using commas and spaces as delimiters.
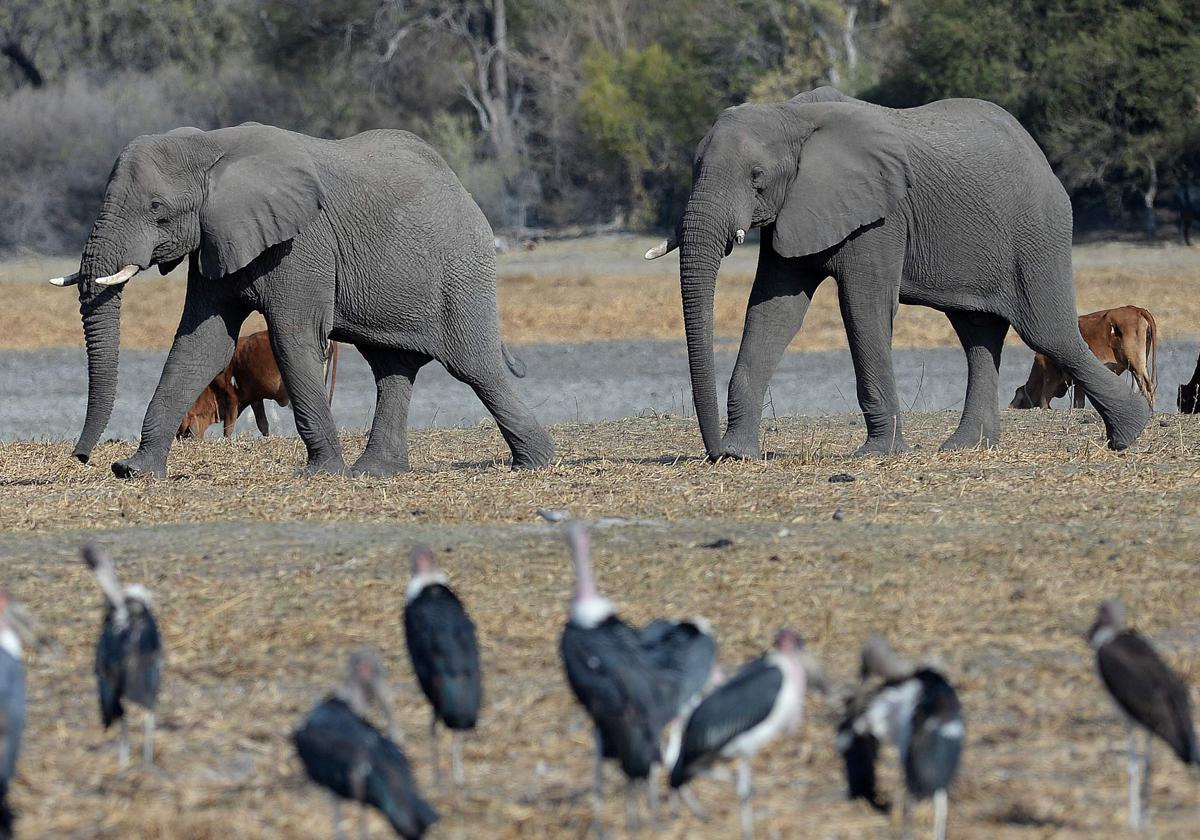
350, 348, 428, 477
447, 351, 555, 470
1009, 291, 1150, 450
941, 311, 1008, 451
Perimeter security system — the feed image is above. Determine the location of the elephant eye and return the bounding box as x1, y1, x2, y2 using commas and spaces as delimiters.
150, 199, 164, 211
751, 166, 766, 191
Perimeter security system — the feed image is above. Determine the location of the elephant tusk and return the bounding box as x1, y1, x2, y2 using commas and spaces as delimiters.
644, 236, 678, 260
94, 265, 141, 286
48, 272, 81, 287
735, 229, 746, 244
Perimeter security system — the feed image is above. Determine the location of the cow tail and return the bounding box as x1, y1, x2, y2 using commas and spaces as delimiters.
1144, 308, 1158, 408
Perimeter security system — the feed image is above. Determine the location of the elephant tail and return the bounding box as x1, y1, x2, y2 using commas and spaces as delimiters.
502, 343, 527, 378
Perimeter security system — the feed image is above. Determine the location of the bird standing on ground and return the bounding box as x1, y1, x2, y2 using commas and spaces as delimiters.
0, 592, 32, 840
838, 637, 964, 840
1087, 598, 1198, 831
82, 543, 163, 769
669, 627, 811, 840
403, 544, 482, 788
559, 520, 672, 833
294, 649, 438, 840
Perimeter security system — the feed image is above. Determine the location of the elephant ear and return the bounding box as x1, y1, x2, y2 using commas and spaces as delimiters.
773, 103, 909, 259
198, 126, 324, 279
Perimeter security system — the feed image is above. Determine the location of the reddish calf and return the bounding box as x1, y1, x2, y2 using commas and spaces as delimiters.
177, 330, 338, 439
1010, 306, 1157, 410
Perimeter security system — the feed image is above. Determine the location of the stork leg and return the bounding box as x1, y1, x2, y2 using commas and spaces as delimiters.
591, 727, 605, 837
932, 789, 948, 840
646, 766, 659, 827
625, 778, 641, 834
900, 790, 913, 840
118, 717, 130, 768
143, 710, 156, 769
736, 757, 753, 840
331, 795, 347, 840
1127, 724, 1142, 831
358, 805, 369, 840
1140, 732, 1152, 830
452, 730, 465, 787
429, 711, 442, 788
677, 786, 708, 820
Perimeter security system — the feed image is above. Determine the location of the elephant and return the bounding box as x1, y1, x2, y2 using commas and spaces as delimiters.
49, 123, 555, 478
645, 86, 1151, 458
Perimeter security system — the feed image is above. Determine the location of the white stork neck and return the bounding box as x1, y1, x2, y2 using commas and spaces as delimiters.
0, 626, 21, 659
1090, 625, 1117, 649
570, 595, 614, 629
406, 570, 449, 603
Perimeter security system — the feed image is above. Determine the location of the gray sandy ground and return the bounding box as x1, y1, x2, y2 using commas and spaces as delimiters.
2, 339, 1196, 442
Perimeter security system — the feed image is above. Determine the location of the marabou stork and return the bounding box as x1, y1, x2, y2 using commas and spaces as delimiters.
294, 649, 438, 840
82, 542, 164, 769
559, 520, 673, 833
0, 592, 33, 840
639, 617, 721, 815
403, 544, 481, 788
669, 627, 811, 840
838, 637, 963, 840
1087, 599, 1198, 831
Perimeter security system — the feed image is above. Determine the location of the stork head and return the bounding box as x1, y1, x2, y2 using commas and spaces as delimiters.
409, 544, 438, 577
1088, 598, 1126, 648
860, 636, 912, 682
773, 627, 805, 652
0, 589, 36, 659
342, 648, 398, 736
82, 541, 129, 613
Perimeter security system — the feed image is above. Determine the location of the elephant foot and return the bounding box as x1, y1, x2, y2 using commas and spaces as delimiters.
852, 435, 909, 458
1102, 393, 1151, 451
509, 430, 556, 470
939, 426, 999, 452
720, 433, 761, 460
295, 456, 348, 477
349, 456, 410, 478
112, 453, 167, 480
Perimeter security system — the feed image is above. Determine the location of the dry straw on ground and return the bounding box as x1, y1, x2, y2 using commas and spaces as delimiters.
3, 239, 1197, 351
2, 412, 1199, 838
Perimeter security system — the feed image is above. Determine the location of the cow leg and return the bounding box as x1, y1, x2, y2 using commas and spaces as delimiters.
251, 401, 270, 436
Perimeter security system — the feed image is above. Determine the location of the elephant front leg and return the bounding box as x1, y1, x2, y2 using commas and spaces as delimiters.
113, 305, 245, 479
267, 325, 346, 475
941, 311, 1008, 451
722, 257, 822, 460
350, 348, 428, 477
837, 270, 908, 457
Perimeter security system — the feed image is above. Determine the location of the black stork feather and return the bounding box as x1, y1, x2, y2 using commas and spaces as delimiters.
404, 547, 481, 733
294, 696, 438, 839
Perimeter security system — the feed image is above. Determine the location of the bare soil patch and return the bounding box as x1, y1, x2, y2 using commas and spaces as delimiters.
3, 238, 1197, 351
1, 412, 1199, 838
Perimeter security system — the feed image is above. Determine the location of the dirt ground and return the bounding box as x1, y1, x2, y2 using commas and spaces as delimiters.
2, 412, 1199, 839
2, 238, 1197, 351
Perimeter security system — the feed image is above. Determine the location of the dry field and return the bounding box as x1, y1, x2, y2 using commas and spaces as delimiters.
2, 412, 1200, 839
2, 238, 1197, 351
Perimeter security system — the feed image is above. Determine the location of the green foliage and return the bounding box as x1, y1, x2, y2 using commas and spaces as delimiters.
0, 0, 1197, 249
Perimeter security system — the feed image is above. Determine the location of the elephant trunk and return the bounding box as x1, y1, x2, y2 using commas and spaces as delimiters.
72, 216, 137, 463
678, 198, 735, 460
75, 283, 124, 462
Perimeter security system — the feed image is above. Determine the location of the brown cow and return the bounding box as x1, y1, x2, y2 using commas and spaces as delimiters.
1179, 353, 1200, 413
177, 330, 338, 439
1010, 306, 1157, 410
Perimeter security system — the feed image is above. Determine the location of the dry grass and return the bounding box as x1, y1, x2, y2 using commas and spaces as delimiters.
3, 238, 1197, 351
3, 412, 1200, 838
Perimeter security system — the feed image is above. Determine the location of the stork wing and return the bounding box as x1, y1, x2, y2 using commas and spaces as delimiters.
672, 657, 781, 786
1098, 631, 1198, 764
404, 585, 482, 728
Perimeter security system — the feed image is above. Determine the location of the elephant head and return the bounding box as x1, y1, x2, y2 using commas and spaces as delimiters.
49, 124, 325, 462
646, 97, 909, 458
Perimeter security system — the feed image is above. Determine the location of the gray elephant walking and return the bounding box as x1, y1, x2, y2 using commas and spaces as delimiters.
51, 123, 554, 478
647, 87, 1151, 457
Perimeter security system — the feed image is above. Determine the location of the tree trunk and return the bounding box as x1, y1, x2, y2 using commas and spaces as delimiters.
1, 41, 44, 87
1143, 156, 1158, 239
